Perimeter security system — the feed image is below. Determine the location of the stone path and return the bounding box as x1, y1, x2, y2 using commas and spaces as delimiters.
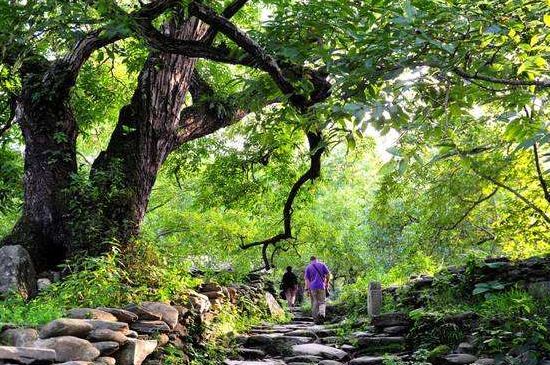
224, 310, 410, 365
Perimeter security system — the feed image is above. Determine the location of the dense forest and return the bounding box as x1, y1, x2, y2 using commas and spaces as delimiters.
0, 0, 549, 364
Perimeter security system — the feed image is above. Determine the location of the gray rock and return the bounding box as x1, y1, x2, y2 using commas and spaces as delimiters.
129, 321, 170, 335
92, 342, 119, 356
96, 308, 138, 323
291, 344, 348, 361
318, 361, 343, 365
56, 361, 93, 365
284, 355, 322, 363
223, 361, 285, 365
67, 309, 117, 322
87, 329, 128, 344
340, 344, 355, 352
34, 336, 100, 362
442, 354, 478, 365
187, 291, 211, 314
236, 348, 265, 360
139, 303, 178, 329
1, 328, 39, 346
355, 336, 405, 350
473, 359, 494, 365
265, 293, 284, 317
382, 326, 408, 335
37, 278, 52, 292
0, 245, 37, 299
0, 345, 56, 364
349, 356, 385, 365
126, 331, 138, 339
284, 330, 317, 338
39, 319, 93, 339
457, 342, 474, 354
113, 339, 157, 365
370, 313, 410, 328
95, 357, 116, 365
83, 321, 129, 335
123, 305, 161, 321
528, 281, 550, 299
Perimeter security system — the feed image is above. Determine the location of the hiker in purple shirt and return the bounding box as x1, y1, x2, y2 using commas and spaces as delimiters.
304, 256, 330, 324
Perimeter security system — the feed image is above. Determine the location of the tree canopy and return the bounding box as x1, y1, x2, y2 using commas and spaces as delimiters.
0, 0, 548, 279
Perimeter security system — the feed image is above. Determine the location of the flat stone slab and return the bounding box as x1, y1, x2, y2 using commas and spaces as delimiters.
236, 348, 265, 360
39, 319, 93, 339
224, 361, 285, 365
291, 344, 348, 361
442, 354, 478, 364
318, 361, 343, 365
349, 356, 385, 365
0, 346, 56, 364
66, 309, 117, 322
34, 336, 100, 362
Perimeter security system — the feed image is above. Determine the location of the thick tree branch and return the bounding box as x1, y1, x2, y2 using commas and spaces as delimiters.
201, 0, 251, 44
533, 143, 550, 204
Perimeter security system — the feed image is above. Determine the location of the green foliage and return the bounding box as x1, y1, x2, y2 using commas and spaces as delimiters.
0, 242, 201, 325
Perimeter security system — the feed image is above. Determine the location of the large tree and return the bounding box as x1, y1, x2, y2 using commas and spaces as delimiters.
0, 0, 329, 271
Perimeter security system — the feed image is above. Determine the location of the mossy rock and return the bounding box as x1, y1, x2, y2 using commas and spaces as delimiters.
428, 345, 451, 361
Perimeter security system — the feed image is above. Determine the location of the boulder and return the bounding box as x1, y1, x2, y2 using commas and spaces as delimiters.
0, 345, 56, 364
34, 336, 100, 362
1, 328, 39, 346
67, 309, 117, 322
123, 305, 161, 321
355, 336, 405, 352
113, 339, 157, 365
318, 361, 344, 365
291, 344, 348, 361
0, 245, 37, 299
39, 319, 93, 339
265, 293, 284, 317
139, 302, 178, 329
92, 341, 120, 356
129, 321, 170, 335
56, 361, 93, 365
87, 329, 128, 344
96, 308, 138, 323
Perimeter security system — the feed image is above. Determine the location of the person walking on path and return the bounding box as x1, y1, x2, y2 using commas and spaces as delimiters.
281, 266, 299, 308
304, 256, 330, 324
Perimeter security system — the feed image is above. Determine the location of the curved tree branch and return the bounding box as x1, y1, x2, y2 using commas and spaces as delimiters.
240, 132, 325, 270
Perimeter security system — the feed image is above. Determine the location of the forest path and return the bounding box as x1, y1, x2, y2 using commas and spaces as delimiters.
224, 308, 409, 365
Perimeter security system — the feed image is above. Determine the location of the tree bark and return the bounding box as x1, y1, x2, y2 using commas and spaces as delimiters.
3, 64, 79, 271
91, 17, 209, 245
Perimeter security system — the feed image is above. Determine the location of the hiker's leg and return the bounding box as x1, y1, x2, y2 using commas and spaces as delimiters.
288, 288, 297, 307
311, 290, 319, 320
318, 290, 327, 320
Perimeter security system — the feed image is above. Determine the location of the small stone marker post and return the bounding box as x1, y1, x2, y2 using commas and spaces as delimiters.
368, 281, 382, 317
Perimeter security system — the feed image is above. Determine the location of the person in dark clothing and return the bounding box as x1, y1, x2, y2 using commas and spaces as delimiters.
281, 266, 299, 307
